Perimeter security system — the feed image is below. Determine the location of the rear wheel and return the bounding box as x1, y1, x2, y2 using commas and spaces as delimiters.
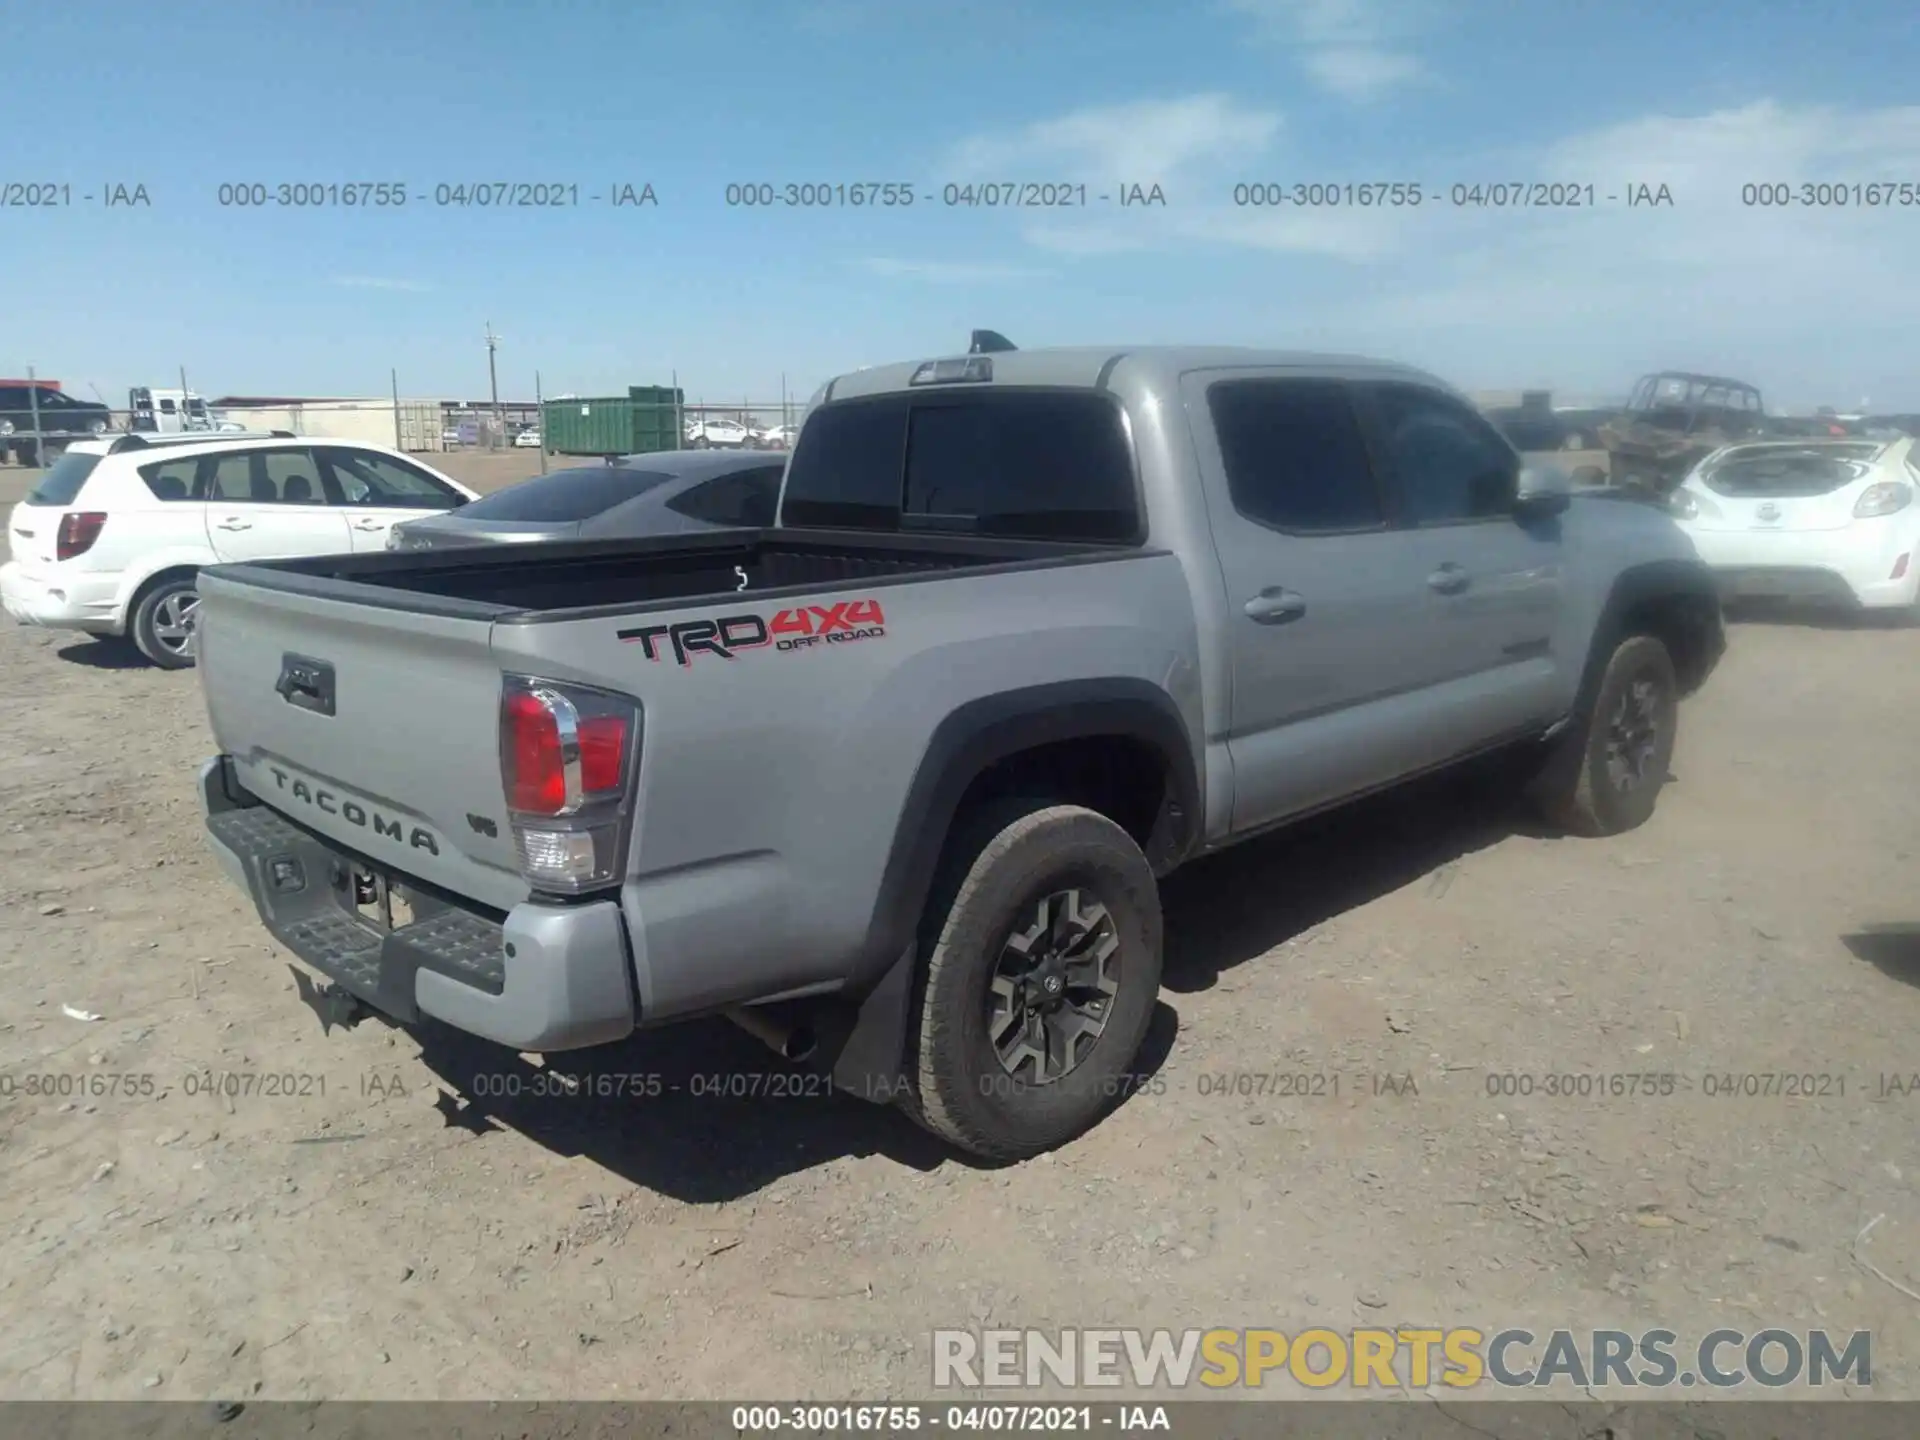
902, 801, 1162, 1161
1531, 634, 1679, 836
131, 575, 201, 669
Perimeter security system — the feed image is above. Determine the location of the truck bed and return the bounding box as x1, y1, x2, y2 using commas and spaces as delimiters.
217, 527, 1127, 620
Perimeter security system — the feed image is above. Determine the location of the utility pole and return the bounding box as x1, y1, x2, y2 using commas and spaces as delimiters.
484, 322, 502, 449
535, 369, 547, 475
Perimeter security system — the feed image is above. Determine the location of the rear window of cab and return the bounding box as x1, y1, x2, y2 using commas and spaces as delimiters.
779, 389, 1141, 542
23, 452, 102, 506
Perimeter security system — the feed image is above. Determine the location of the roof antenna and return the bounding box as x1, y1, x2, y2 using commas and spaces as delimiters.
969, 329, 1016, 355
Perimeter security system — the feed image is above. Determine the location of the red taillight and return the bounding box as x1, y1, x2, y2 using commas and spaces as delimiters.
579, 715, 628, 792
498, 677, 641, 892
56, 511, 107, 561
504, 690, 566, 813
500, 682, 634, 816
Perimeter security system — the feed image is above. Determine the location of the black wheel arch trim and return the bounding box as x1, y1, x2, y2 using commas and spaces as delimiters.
1583, 557, 1725, 708
852, 678, 1198, 993
821, 679, 1196, 1102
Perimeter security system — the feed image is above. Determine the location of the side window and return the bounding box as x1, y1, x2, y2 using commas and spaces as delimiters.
318, 448, 462, 508
1206, 378, 1385, 533
138, 457, 202, 502
665, 467, 782, 527
901, 392, 1139, 541
1362, 383, 1518, 526
206, 448, 323, 504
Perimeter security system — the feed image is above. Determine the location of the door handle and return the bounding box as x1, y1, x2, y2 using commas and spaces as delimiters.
352, 519, 387, 531
1427, 564, 1470, 594
1243, 588, 1306, 624
215, 519, 252, 531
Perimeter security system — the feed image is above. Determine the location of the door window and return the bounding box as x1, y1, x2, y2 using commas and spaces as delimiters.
1205, 378, 1386, 533
1361, 383, 1519, 526
317, 447, 463, 508
206, 448, 326, 504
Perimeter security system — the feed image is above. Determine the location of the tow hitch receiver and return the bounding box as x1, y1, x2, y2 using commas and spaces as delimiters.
289, 965, 366, 1035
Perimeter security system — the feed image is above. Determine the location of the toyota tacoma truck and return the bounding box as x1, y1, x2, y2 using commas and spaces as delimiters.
194, 339, 1725, 1159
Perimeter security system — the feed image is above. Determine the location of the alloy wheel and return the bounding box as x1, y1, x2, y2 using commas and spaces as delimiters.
987, 888, 1121, 1084
1604, 675, 1664, 791
152, 590, 200, 658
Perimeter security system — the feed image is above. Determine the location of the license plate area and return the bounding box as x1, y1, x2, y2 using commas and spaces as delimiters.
334, 860, 416, 932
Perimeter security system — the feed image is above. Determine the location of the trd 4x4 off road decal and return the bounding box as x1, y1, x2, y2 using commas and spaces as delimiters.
618, 599, 887, 667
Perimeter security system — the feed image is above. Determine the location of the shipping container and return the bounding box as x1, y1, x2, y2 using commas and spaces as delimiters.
628, 385, 684, 454
543, 388, 685, 456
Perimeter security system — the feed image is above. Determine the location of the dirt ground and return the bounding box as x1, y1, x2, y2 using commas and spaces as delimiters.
1, 472, 1918, 1404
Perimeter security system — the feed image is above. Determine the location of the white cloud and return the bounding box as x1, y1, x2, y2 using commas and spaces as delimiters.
330, 276, 430, 292
947, 96, 1920, 403
943, 94, 1282, 191
859, 257, 1047, 283
1223, 0, 1431, 100
1295, 101, 1920, 402
1306, 46, 1422, 100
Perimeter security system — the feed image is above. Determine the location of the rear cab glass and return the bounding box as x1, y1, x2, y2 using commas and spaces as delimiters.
1703, 444, 1881, 498
23, 452, 103, 506
456, 467, 674, 522
780, 389, 1140, 542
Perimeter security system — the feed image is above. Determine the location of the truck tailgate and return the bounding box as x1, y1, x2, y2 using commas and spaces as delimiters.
196, 569, 528, 913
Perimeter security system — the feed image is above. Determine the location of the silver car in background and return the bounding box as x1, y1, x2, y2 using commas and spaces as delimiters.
387, 449, 786, 550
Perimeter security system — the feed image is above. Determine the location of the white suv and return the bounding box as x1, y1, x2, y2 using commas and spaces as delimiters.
685, 417, 751, 449
2, 432, 477, 668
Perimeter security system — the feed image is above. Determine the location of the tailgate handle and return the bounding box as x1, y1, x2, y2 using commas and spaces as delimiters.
276, 654, 336, 716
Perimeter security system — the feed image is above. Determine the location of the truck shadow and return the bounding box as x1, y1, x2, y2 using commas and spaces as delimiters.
1842, 924, 1920, 989
1159, 763, 1524, 994
404, 765, 1522, 1201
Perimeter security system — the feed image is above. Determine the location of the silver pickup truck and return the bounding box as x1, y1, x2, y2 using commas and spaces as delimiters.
194, 340, 1724, 1159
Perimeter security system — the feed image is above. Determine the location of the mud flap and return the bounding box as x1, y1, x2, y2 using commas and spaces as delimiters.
816, 943, 916, 1106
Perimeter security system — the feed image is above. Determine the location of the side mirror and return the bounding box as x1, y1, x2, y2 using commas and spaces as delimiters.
1515, 463, 1572, 517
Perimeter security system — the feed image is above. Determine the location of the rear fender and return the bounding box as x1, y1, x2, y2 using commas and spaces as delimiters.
820, 678, 1199, 1100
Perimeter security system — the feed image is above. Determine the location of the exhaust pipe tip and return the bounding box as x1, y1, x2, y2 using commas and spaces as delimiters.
782, 1028, 817, 1064
726, 1006, 817, 1064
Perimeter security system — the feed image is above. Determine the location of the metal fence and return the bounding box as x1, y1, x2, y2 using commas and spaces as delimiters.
2, 362, 809, 469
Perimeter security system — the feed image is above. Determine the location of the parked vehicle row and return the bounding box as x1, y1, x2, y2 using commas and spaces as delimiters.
685, 416, 797, 450
179, 334, 1725, 1160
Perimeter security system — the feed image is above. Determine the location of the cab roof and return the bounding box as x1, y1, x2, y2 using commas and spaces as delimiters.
819, 342, 1458, 405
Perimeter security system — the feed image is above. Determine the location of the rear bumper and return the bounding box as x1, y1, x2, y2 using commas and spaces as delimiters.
0, 561, 124, 633
198, 755, 636, 1051
1684, 523, 1919, 608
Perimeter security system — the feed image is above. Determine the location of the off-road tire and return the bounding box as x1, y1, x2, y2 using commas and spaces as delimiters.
1532, 634, 1679, 836
130, 574, 201, 670
902, 800, 1162, 1161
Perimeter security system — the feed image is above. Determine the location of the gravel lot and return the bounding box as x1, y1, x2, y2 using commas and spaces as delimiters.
2, 459, 1918, 1404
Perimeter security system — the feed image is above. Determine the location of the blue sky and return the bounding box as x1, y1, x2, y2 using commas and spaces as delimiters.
8, 0, 1920, 411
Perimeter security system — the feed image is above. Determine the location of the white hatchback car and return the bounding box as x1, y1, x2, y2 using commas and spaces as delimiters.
1669, 435, 1920, 611
2, 432, 477, 668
